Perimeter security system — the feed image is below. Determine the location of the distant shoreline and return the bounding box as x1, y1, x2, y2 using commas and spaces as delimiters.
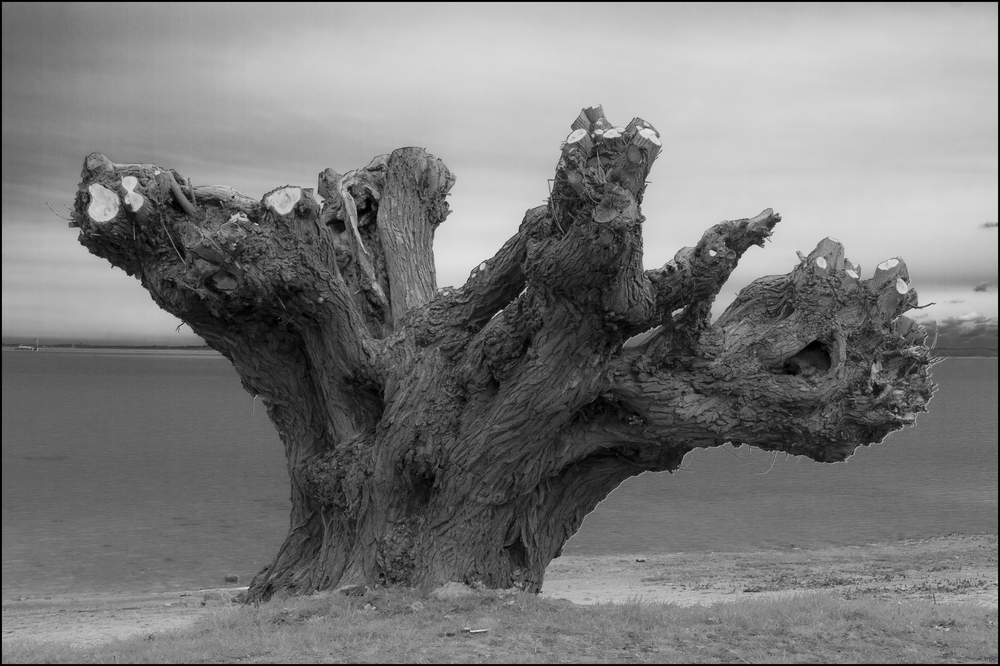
3, 343, 997, 358
930, 348, 999, 358
1, 343, 212, 351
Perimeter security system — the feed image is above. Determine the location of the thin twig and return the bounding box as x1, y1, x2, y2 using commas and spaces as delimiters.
159, 218, 186, 264
721, 444, 779, 475
45, 202, 73, 222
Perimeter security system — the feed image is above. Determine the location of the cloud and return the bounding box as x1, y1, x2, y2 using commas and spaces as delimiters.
3, 3, 997, 344
923, 313, 999, 351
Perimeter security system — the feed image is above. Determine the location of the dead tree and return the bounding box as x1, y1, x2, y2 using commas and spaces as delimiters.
70, 106, 934, 602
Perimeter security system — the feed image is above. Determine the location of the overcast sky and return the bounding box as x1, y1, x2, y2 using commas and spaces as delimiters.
2, 2, 997, 344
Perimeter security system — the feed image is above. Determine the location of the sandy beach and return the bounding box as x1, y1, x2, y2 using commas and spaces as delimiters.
3, 533, 995, 647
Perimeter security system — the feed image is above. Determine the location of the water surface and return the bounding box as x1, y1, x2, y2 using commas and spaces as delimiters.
2, 349, 996, 598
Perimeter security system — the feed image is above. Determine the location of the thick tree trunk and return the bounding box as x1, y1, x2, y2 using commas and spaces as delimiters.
70, 106, 933, 602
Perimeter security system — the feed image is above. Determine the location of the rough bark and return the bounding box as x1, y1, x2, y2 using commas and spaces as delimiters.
69, 106, 934, 602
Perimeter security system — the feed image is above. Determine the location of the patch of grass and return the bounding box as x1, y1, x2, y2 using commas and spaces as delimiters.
3, 587, 996, 664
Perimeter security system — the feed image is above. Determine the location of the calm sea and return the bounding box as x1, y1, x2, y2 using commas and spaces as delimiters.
2, 349, 996, 599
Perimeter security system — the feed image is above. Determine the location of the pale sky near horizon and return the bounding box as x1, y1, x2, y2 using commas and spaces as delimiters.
2, 2, 997, 344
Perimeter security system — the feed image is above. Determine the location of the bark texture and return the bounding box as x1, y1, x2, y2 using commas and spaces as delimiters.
70, 106, 934, 602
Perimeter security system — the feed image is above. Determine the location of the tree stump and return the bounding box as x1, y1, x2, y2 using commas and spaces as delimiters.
69, 107, 934, 602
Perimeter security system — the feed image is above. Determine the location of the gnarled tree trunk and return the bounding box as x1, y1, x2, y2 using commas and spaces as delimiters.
70, 106, 933, 602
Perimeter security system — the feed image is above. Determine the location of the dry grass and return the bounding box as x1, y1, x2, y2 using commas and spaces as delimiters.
3, 585, 996, 664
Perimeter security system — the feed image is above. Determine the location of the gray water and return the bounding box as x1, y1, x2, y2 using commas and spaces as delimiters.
567, 356, 998, 555
2, 349, 996, 599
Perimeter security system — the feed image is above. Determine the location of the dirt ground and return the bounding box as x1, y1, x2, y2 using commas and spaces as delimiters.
3, 533, 995, 647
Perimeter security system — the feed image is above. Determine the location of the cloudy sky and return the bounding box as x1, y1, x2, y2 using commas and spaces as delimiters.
2, 3, 997, 345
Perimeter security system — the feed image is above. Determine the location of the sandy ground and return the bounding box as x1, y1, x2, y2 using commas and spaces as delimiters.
3, 534, 995, 647
541, 533, 998, 607
1, 588, 246, 648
